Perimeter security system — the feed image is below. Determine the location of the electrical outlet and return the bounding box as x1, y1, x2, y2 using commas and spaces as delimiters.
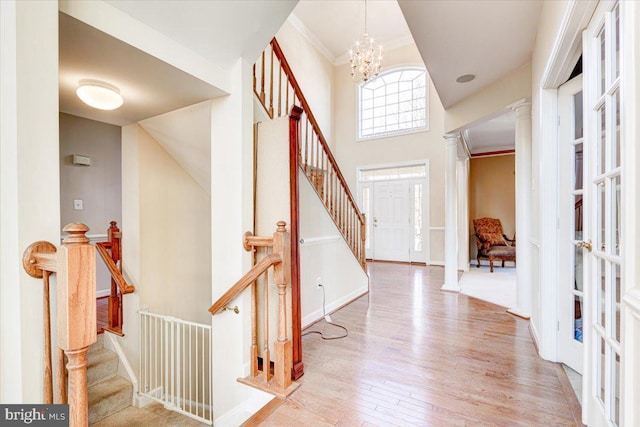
316, 277, 322, 287
73, 199, 83, 210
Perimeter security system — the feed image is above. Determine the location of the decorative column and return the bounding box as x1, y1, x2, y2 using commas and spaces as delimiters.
457, 158, 470, 271
442, 134, 460, 292
508, 99, 532, 319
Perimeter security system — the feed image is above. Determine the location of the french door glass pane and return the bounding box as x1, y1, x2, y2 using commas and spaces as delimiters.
599, 28, 606, 96
598, 106, 606, 175
573, 91, 584, 139
614, 91, 620, 168
598, 182, 605, 250
614, 4, 620, 80
574, 194, 583, 239
574, 245, 583, 291
613, 174, 620, 255
574, 295, 583, 343
614, 351, 620, 426
614, 263, 621, 343
574, 143, 584, 190
599, 258, 606, 328
597, 337, 605, 404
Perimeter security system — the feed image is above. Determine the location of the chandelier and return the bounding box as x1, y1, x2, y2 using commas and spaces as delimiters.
349, 0, 383, 83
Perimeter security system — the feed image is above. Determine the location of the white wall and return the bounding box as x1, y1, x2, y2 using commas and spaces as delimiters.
137, 127, 212, 324
275, 20, 335, 144
333, 44, 447, 264
530, 0, 572, 356
210, 59, 273, 427
0, 0, 59, 403
299, 175, 369, 326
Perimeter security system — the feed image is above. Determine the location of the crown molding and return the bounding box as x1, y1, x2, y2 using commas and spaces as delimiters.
287, 13, 337, 64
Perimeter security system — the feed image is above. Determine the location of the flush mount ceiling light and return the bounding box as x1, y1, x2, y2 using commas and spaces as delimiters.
76, 79, 124, 110
456, 74, 476, 83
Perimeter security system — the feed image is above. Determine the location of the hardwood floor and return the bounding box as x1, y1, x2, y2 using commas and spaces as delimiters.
245, 262, 581, 426
97, 297, 108, 334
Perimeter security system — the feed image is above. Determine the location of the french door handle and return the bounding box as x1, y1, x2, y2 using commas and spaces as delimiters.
577, 240, 593, 252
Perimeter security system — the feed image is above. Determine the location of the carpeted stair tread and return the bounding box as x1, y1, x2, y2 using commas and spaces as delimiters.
88, 376, 132, 425
88, 335, 104, 353
87, 348, 119, 387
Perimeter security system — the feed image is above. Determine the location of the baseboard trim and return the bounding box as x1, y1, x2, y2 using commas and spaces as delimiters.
529, 322, 540, 355
96, 289, 111, 298
554, 364, 586, 427
214, 391, 273, 427
104, 331, 139, 407
302, 285, 368, 329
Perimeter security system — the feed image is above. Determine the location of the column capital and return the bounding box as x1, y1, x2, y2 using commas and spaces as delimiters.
507, 98, 532, 116
443, 133, 460, 145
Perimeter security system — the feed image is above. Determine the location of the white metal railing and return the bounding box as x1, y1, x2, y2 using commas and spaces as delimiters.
138, 309, 213, 425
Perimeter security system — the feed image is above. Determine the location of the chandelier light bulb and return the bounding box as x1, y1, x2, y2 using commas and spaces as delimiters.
349, 0, 383, 83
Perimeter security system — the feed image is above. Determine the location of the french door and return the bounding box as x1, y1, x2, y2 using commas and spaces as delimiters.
558, 74, 585, 374
583, 2, 623, 426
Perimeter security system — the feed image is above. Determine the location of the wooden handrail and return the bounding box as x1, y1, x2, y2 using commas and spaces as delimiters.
270, 39, 364, 225
208, 253, 281, 315
96, 242, 135, 294
209, 222, 298, 397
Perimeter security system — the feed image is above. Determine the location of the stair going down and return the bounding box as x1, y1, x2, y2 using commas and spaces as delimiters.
87, 334, 133, 425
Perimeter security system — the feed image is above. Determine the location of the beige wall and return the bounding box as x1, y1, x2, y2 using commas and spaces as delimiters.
59, 113, 122, 233
0, 0, 59, 402
333, 43, 447, 263
469, 155, 516, 260
276, 20, 335, 143
530, 0, 572, 350
137, 126, 212, 325
445, 62, 532, 133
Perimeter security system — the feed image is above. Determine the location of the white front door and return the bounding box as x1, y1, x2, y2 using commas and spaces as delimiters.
583, 2, 623, 425
373, 180, 410, 262
558, 75, 585, 374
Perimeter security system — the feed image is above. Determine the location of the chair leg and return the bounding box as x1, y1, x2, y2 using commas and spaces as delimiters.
477, 256, 481, 268
489, 257, 494, 273
502, 260, 505, 268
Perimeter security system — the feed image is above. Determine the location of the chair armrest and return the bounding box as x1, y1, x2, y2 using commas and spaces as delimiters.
503, 234, 516, 246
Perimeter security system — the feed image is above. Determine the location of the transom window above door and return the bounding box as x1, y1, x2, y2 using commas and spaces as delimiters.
358, 68, 428, 139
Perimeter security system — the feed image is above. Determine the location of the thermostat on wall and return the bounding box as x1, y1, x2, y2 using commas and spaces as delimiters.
72, 154, 91, 166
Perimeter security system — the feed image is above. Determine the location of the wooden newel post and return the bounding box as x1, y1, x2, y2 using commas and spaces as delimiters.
57, 223, 96, 427
272, 221, 292, 390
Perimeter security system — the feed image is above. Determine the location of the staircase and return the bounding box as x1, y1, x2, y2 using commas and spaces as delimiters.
87, 334, 133, 424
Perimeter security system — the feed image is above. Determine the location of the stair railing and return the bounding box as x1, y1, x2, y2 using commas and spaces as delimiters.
22, 223, 96, 427
208, 221, 299, 397
95, 221, 135, 334
253, 38, 367, 270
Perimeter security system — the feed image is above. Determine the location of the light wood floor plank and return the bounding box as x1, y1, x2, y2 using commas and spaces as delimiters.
250, 262, 580, 426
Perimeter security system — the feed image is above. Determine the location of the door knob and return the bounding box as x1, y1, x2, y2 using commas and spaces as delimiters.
577, 240, 593, 252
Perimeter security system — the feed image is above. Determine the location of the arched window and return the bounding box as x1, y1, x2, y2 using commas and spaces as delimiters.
358, 67, 428, 139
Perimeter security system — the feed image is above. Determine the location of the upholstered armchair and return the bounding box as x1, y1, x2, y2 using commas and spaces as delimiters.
473, 218, 516, 272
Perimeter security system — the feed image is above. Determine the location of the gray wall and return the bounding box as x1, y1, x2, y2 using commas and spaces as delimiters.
59, 113, 121, 234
